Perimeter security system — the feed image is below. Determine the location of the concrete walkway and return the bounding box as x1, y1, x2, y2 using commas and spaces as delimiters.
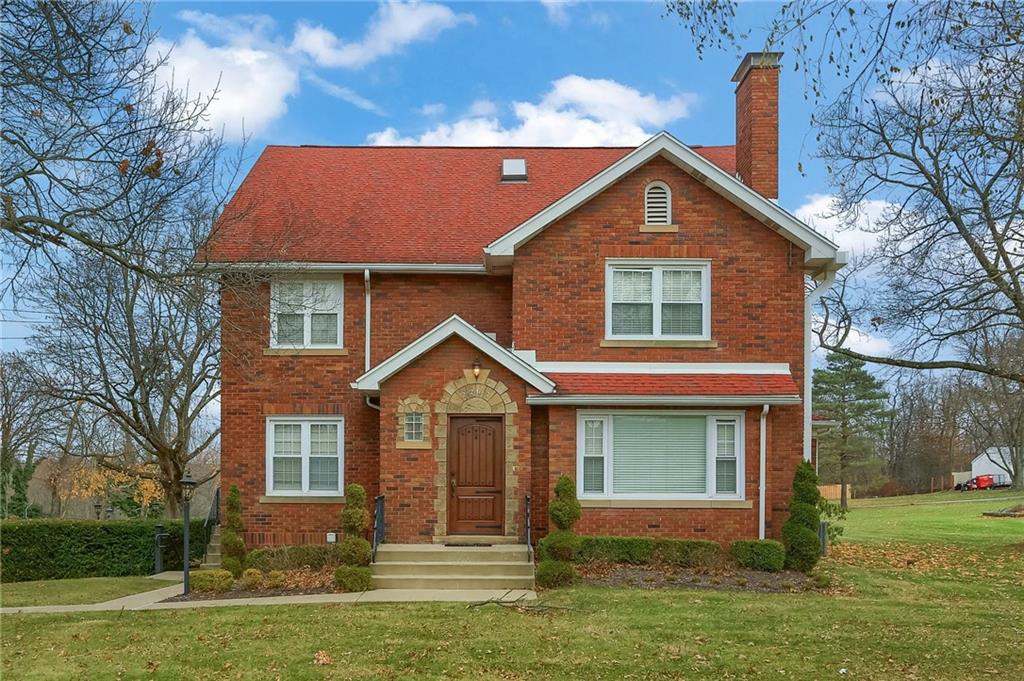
1, 582, 536, 615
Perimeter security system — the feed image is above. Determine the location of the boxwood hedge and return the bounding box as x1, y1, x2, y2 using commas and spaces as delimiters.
0, 518, 206, 583
541, 535, 722, 568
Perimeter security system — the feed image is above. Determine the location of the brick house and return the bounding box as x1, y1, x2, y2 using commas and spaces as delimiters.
207, 53, 846, 563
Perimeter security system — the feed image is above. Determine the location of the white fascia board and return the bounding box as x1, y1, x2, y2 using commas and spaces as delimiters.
352, 315, 556, 393
526, 394, 802, 406
534, 361, 791, 375
202, 262, 488, 274
485, 131, 841, 264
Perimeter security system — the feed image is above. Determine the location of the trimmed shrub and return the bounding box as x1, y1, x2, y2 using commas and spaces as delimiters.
339, 536, 372, 567
652, 539, 721, 568
538, 530, 582, 562
221, 485, 247, 571
334, 565, 373, 592
245, 544, 347, 572
548, 476, 582, 531
340, 484, 370, 536
730, 540, 785, 572
240, 568, 264, 590
783, 462, 823, 573
536, 559, 576, 588
264, 570, 286, 589
577, 536, 653, 565
0, 518, 205, 583
191, 569, 234, 593
221, 557, 243, 578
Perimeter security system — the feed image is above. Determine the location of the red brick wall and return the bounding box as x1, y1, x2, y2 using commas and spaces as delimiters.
377, 336, 532, 543
735, 65, 780, 199
219, 273, 511, 547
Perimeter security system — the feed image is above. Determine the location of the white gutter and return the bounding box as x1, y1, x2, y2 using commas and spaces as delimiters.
803, 268, 839, 461
526, 394, 801, 406
203, 261, 489, 274
759, 404, 770, 540
363, 269, 380, 412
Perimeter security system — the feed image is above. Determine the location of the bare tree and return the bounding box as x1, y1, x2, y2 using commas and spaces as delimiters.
0, 352, 52, 516
1, 0, 226, 286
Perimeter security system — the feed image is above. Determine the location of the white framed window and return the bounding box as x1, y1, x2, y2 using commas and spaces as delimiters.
265, 416, 344, 496
270, 280, 343, 348
605, 260, 711, 340
645, 181, 672, 224
404, 412, 424, 442
575, 411, 744, 500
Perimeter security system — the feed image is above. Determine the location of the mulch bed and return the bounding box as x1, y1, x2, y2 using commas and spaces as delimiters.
577, 561, 819, 593
164, 586, 340, 602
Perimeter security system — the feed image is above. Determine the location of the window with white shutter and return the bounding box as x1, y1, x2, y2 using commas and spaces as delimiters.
606, 261, 711, 340
270, 280, 343, 348
645, 181, 672, 224
577, 412, 743, 499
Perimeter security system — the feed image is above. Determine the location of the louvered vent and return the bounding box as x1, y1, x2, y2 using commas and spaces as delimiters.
645, 182, 671, 224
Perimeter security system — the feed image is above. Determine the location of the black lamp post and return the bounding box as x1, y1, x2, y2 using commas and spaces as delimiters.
180, 470, 197, 596
93, 502, 102, 520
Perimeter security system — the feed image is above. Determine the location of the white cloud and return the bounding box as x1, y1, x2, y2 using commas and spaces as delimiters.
419, 102, 446, 116
305, 73, 383, 114
844, 325, 895, 357
794, 193, 892, 256
467, 98, 497, 116
541, 0, 577, 26
367, 75, 696, 146
291, 1, 474, 69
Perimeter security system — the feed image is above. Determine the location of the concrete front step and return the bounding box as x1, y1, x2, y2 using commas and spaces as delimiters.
372, 574, 535, 590
375, 544, 529, 563
372, 560, 535, 577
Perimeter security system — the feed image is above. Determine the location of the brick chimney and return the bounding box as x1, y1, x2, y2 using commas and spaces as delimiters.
731, 52, 782, 199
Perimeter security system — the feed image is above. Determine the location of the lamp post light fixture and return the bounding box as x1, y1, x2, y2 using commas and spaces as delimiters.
472, 359, 481, 378
93, 502, 102, 520
180, 470, 198, 596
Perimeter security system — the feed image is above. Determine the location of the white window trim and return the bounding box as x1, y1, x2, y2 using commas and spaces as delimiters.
644, 181, 672, 224
605, 259, 712, 341
265, 416, 345, 496
575, 410, 744, 501
269, 280, 344, 349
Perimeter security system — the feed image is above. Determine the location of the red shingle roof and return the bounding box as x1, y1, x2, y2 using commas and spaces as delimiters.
206, 145, 736, 264
545, 373, 800, 397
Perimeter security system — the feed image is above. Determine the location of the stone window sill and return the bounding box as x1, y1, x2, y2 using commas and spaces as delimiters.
600, 339, 719, 348
396, 440, 432, 450
259, 495, 346, 504
580, 499, 752, 509
638, 224, 680, 233
264, 347, 349, 356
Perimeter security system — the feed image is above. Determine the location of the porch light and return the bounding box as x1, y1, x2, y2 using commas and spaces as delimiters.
472, 360, 481, 378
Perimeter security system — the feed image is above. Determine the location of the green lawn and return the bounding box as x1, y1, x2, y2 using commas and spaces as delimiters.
0, 576, 172, 608
2, 496, 1022, 680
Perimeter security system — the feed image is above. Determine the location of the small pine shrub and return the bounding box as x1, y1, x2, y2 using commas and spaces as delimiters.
221, 556, 243, 578
240, 568, 264, 590
221, 485, 247, 572
538, 530, 582, 562
730, 540, 785, 572
191, 569, 233, 593
339, 536, 372, 567
264, 570, 286, 589
782, 462, 823, 573
340, 484, 370, 536
548, 476, 582, 531
334, 565, 373, 592
536, 559, 575, 588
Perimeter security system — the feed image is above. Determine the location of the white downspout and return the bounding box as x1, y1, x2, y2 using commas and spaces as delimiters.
363, 269, 380, 411
803, 269, 837, 461
759, 403, 769, 540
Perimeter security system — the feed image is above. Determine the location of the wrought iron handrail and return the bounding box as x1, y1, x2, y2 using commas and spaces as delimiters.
202, 486, 220, 563
371, 494, 385, 562
525, 494, 533, 563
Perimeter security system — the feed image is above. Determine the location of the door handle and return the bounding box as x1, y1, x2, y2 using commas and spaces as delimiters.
450, 475, 456, 496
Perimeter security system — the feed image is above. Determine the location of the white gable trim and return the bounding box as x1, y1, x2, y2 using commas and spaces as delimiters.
485, 131, 844, 267
352, 315, 556, 393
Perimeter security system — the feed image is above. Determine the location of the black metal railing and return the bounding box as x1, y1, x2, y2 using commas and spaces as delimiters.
371, 494, 385, 562
525, 494, 533, 563
202, 486, 220, 563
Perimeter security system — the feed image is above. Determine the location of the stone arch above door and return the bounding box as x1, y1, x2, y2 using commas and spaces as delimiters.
433, 369, 519, 538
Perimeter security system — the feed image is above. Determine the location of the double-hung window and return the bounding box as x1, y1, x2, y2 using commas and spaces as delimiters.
265, 417, 344, 496
606, 261, 710, 340
270, 280, 343, 348
576, 412, 743, 499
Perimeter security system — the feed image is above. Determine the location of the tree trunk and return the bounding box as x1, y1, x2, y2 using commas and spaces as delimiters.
839, 460, 848, 511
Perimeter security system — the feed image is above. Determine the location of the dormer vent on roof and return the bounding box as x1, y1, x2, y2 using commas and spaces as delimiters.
501, 158, 527, 182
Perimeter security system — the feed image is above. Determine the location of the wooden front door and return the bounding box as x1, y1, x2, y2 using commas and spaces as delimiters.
448, 416, 504, 535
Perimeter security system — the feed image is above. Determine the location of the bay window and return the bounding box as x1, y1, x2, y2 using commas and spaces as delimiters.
265, 417, 344, 496
576, 412, 744, 499
606, 261, 711, 340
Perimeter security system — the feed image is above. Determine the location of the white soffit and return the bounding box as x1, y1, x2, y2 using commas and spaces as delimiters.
533, 361, 792, 375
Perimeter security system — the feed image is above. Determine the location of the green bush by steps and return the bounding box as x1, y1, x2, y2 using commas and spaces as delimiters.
730, 540, 786, 572
220, 485, 247, 576
191, 569, 233, 593
245, 544, 349, 572
0, 518, 206, 582
544, 535, 722, 568
334, 565, 373, 592
536, 559, 576, 588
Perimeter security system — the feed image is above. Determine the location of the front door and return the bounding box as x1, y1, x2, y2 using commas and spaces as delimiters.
448, 416, 504, 535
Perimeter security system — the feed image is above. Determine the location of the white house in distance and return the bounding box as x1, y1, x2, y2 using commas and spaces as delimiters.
971, 447, 1014, 481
